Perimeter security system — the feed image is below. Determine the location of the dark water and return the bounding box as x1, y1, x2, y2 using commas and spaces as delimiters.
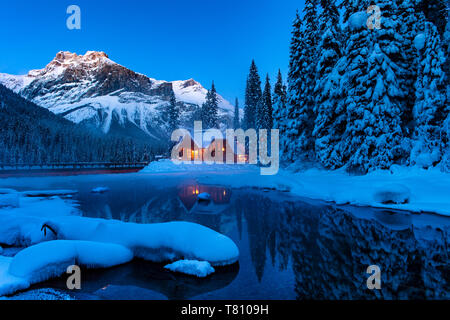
2, 173, 449, 300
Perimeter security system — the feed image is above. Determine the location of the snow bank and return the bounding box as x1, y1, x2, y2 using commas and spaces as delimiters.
43, 217, 239, 266
164, 260, 215, 278
0, 193, 19, 208
22, 190, 78, 197
0, 189, 239, 296
9, 241, 133, 283
0, 240, 132, 296
0, 192, 239, 264
373, 184, 411, 205
0, 256, 29, 297
141, 159, 253, 174
0, 196, 79, 246
197, 166, 450, 217
0, 188, 17, 195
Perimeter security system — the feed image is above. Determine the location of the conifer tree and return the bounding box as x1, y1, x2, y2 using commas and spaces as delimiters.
167, 89, 180, 134
411, 22, 448, 168
336, 10, 374, 170
339, 0, 369, 23
272, 70, 287, 132
396, 0, 420, 135
344, 2, 406, 171
244, 60, 262, 129
285, 2, 319, 163
233, 98, 240, 129
257, 74, 273, 130
282, 11, 303, 162
201, 82, 219, 129
313, 0, 343, 168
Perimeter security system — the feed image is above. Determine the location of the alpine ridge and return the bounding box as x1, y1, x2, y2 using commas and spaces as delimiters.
0, 51, 234, 142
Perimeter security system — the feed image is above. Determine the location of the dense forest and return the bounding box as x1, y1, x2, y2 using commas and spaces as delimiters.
0, 84, 160, 165
243, 0, 449, 173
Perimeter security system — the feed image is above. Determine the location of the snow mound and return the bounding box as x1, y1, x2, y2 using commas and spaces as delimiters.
198, 193, 211, 201
91, 187, 110, 193
373, 184, 411, 205
0, 188, 239, 296
0, 193, 19, 208
348, 12, 368, 31
164, 260, 215, 278
9, 241, 133, 284
414, 33, 426, 51
0, 196, 79, 246
0, 189, 17, 195
0, 256, 29, 297
44, 217, 239, 266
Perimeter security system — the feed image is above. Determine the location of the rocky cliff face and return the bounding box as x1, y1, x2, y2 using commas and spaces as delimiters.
0, 51, 234, 141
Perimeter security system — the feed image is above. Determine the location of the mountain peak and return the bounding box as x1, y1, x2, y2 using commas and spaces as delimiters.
180, 78, 200, 88
0, 50, 234, 137
53, 50, 109, 62
28, 50, 113, 78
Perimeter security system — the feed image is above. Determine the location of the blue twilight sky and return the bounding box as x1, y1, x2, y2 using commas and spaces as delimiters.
0, 0, 304, 104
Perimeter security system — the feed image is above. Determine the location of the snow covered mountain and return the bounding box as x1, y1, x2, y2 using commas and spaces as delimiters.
0, 51, 234, 141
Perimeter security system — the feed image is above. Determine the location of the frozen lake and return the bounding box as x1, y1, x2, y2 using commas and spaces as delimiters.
1, 172, 449, 300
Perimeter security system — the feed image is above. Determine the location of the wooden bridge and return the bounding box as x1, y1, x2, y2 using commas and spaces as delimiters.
0, 162, 150, 177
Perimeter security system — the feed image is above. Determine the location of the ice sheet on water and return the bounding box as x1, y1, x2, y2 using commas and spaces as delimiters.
91, 187, 110, 193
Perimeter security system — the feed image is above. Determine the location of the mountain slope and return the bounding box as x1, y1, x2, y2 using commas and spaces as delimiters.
0, 51, 234, 140
0, 84, 156, 165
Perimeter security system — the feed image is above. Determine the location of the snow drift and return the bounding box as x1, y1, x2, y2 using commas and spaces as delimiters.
0, 189, 239, 297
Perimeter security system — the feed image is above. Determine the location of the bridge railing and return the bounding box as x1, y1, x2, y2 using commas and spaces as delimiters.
0, 162, 150, 170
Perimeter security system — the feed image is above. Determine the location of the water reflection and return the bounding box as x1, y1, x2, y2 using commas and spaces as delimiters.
34, 260, 239, 300
75, 182, 449, 300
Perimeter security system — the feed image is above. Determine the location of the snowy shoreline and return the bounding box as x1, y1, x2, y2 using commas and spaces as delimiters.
144, 160, 450, 217
0, 188, 239, 297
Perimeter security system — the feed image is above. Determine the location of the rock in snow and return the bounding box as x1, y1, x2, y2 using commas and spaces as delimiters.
164, 260, 215, 278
